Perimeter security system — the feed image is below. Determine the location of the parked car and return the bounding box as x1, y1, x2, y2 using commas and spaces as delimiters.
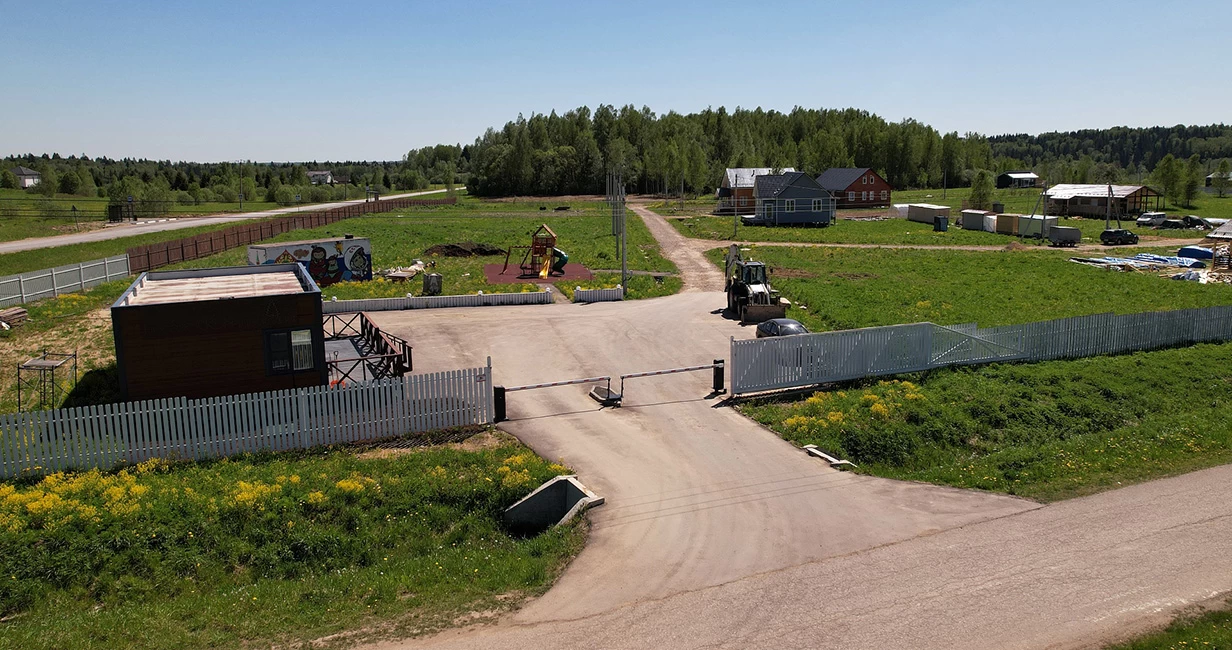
1135, 212, 1167, 228
756, 318, 809, 338
1100, 229, 1139, 245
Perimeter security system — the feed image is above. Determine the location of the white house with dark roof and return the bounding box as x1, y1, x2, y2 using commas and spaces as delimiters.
307, 171, 333, 185
9, 166, 40, 189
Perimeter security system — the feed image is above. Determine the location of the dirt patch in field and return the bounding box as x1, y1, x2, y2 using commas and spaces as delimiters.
423, 242, 506, 257
1003, 241, 1029, 252
773, 268, 816, 279
832, 272, 879, 280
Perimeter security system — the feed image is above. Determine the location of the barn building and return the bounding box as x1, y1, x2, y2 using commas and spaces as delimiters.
716, 167, 795, 215
747, 172, 836, 226
1043, 184, 1163, 217
111, 264, 327, 402
996, 171, 1041, 189
815, 168, 892, 208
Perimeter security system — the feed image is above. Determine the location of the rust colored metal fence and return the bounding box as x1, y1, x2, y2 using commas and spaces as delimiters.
126, 196, 455, 274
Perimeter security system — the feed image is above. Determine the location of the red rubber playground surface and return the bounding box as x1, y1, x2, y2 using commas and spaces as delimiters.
483, 263, 593, 284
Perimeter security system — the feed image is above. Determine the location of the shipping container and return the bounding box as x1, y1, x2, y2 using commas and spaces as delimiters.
248, 236, 372, 287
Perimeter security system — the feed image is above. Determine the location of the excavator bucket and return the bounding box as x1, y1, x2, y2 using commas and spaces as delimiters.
741, 302, 787, 324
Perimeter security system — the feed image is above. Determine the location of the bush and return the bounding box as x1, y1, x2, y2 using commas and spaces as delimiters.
274, 185, 296, 206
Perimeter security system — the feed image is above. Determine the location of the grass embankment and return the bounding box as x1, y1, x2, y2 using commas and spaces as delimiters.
173, 209, 680, 300
704, 246, 1232, 331
742, 342, 1232, 502
0, 430, 585, 650
0, 220, 270, 277
1106, 601, 1232, 649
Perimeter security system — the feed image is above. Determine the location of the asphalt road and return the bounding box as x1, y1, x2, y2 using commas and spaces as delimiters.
0, 188, 451, 255
355, 205, 1232, 649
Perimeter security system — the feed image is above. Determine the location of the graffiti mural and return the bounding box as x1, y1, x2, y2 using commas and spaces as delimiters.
247, 237, 373, 287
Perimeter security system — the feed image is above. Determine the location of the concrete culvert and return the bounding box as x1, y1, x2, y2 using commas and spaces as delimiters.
503, 475, 604, 536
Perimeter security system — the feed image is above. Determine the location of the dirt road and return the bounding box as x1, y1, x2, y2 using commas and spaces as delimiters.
357, 205, 1232, 649
0, 188, 451, 255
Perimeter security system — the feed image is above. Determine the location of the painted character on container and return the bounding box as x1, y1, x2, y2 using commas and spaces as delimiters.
307, 246, 330, 282
347, 248, 372, 281
324, 255, 347, 285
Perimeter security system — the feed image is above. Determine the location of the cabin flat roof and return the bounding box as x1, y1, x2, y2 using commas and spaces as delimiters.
125, 271, 306, 306
113, 264, 318, 308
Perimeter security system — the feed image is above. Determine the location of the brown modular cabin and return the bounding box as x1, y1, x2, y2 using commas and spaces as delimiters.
815, 168, 893, 208
111, 264, 327, 401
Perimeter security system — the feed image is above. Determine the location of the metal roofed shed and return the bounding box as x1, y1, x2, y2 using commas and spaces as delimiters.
960, 209, 992, 230
112, 265, 327, 401
906, 204, 950, 224
996, 171, 1041, 189
1018, 215, 1058, 238
1044, 184, 1162, 217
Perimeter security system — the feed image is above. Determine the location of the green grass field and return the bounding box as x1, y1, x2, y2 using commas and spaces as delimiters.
705, 246, 1232, 331
0, 430, 585, 650
1106, 601, 1232, 649
675, 215, 1011, 246
739, 342, 1232, 502
172, 211, 678, 300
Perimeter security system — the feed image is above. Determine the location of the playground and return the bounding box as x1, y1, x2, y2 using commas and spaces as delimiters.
483, 224, 595, 284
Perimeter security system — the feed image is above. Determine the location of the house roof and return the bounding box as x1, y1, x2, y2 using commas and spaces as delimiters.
753, 171, 826, 199
1001, 171, 1039, 179
1044, 184, 1158, 200
815, 167, 872, 191
307, 170, 332, 176
1209, 171, 1231, 179
724, 167, 796, 188
9, 166, 39, 176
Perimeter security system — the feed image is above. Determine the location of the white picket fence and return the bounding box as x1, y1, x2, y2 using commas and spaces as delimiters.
574, 286, 624, 303
322, 291, 552, 313
0, 255, 130, 308
731, 305, 1232, 395
0, 361, 494, 479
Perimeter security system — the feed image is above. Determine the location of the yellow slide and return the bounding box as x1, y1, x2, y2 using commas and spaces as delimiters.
540, 256, 551, 279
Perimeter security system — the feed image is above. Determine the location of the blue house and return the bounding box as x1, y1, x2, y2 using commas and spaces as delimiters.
747, 172, 836, 226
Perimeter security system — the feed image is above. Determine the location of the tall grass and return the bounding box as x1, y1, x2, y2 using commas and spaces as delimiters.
0, 432, 584, 649
741, 342, 1232, 502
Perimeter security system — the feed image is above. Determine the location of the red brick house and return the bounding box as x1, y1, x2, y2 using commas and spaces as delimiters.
816, 168, 892, 208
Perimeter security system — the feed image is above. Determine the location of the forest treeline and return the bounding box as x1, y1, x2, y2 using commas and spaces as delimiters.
6, 106, 1231, 204
0, 156, 451, 207
461, 106, 1232, 197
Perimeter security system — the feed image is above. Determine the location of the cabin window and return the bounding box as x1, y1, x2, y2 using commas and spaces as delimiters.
785, 199, 795, 212
861, 191, 868, 201
880, 190, 888, 201
739, 196, 747, 206
267, 328, 315, 374
812, 199, 824, 212
847, 191, 855, 201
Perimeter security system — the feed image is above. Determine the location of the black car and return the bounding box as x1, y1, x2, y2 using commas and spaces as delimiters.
755, 318, 809, 338
1100, 229, 1139, 245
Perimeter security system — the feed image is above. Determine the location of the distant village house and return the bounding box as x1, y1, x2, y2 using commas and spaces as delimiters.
815, 168, 892, 208
307, 171, 334, 185
750, 171, 836, 226
716, 167, 795, 215
9, 166, 41, 189
996, 171, 1041, 189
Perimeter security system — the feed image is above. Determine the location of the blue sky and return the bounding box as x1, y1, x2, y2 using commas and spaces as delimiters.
2, 0, 1227, 162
